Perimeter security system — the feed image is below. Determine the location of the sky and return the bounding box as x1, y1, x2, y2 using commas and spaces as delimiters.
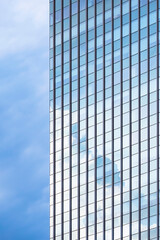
0, 0, 49, 239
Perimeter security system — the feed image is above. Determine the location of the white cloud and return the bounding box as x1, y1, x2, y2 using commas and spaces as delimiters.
0, 0, 48, 58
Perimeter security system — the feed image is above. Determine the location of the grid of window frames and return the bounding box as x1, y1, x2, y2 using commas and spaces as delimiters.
49, 0, 160, 239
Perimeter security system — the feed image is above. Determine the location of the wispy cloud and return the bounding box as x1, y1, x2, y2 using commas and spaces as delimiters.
0, 0, 49, 239
26, 186, 49, 216
0, 0, 48, 58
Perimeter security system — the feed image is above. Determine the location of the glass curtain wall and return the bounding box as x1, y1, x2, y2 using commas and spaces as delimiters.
49, 0, 160, 239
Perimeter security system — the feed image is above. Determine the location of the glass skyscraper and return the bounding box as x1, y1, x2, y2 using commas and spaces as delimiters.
49, 0, 160, 239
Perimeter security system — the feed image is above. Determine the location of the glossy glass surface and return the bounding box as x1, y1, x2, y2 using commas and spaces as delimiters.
49, 0, 160, 239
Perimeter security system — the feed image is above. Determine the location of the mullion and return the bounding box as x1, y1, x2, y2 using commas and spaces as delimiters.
120, 0, 123, 239
94, 1, 97, 239
69, 0, 72, 239
156, 0, 159, 239
77, 0, 80, 239
103, 0, 106, 239
138, 0, 141, 239
52, 1, 55, 239
61, 0, 64, 238
147, 1, 150, 239
111, 1, 114, 239
129, 0, 132, 238
86, 0, 89, 238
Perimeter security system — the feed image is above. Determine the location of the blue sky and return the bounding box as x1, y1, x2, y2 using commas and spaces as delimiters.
0, 0, 49, 239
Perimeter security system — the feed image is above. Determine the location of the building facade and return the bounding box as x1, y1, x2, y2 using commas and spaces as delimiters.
49, 0, 160, 239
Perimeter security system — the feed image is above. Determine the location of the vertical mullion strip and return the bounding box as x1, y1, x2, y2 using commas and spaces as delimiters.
94, 1, 97, 239
147, 1, 150, 239
120, 0, 123, 239
138, 0, 141, 239
69, 1, 72, 239
129, 0, 132, 239
61, 0, 64, 238
157, 0, 160, 238
111, 1, 114, 239
52, 1, 55, 238
77, 1, 80, 239
86, 0, 89, 238
103, 0, 106, 239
